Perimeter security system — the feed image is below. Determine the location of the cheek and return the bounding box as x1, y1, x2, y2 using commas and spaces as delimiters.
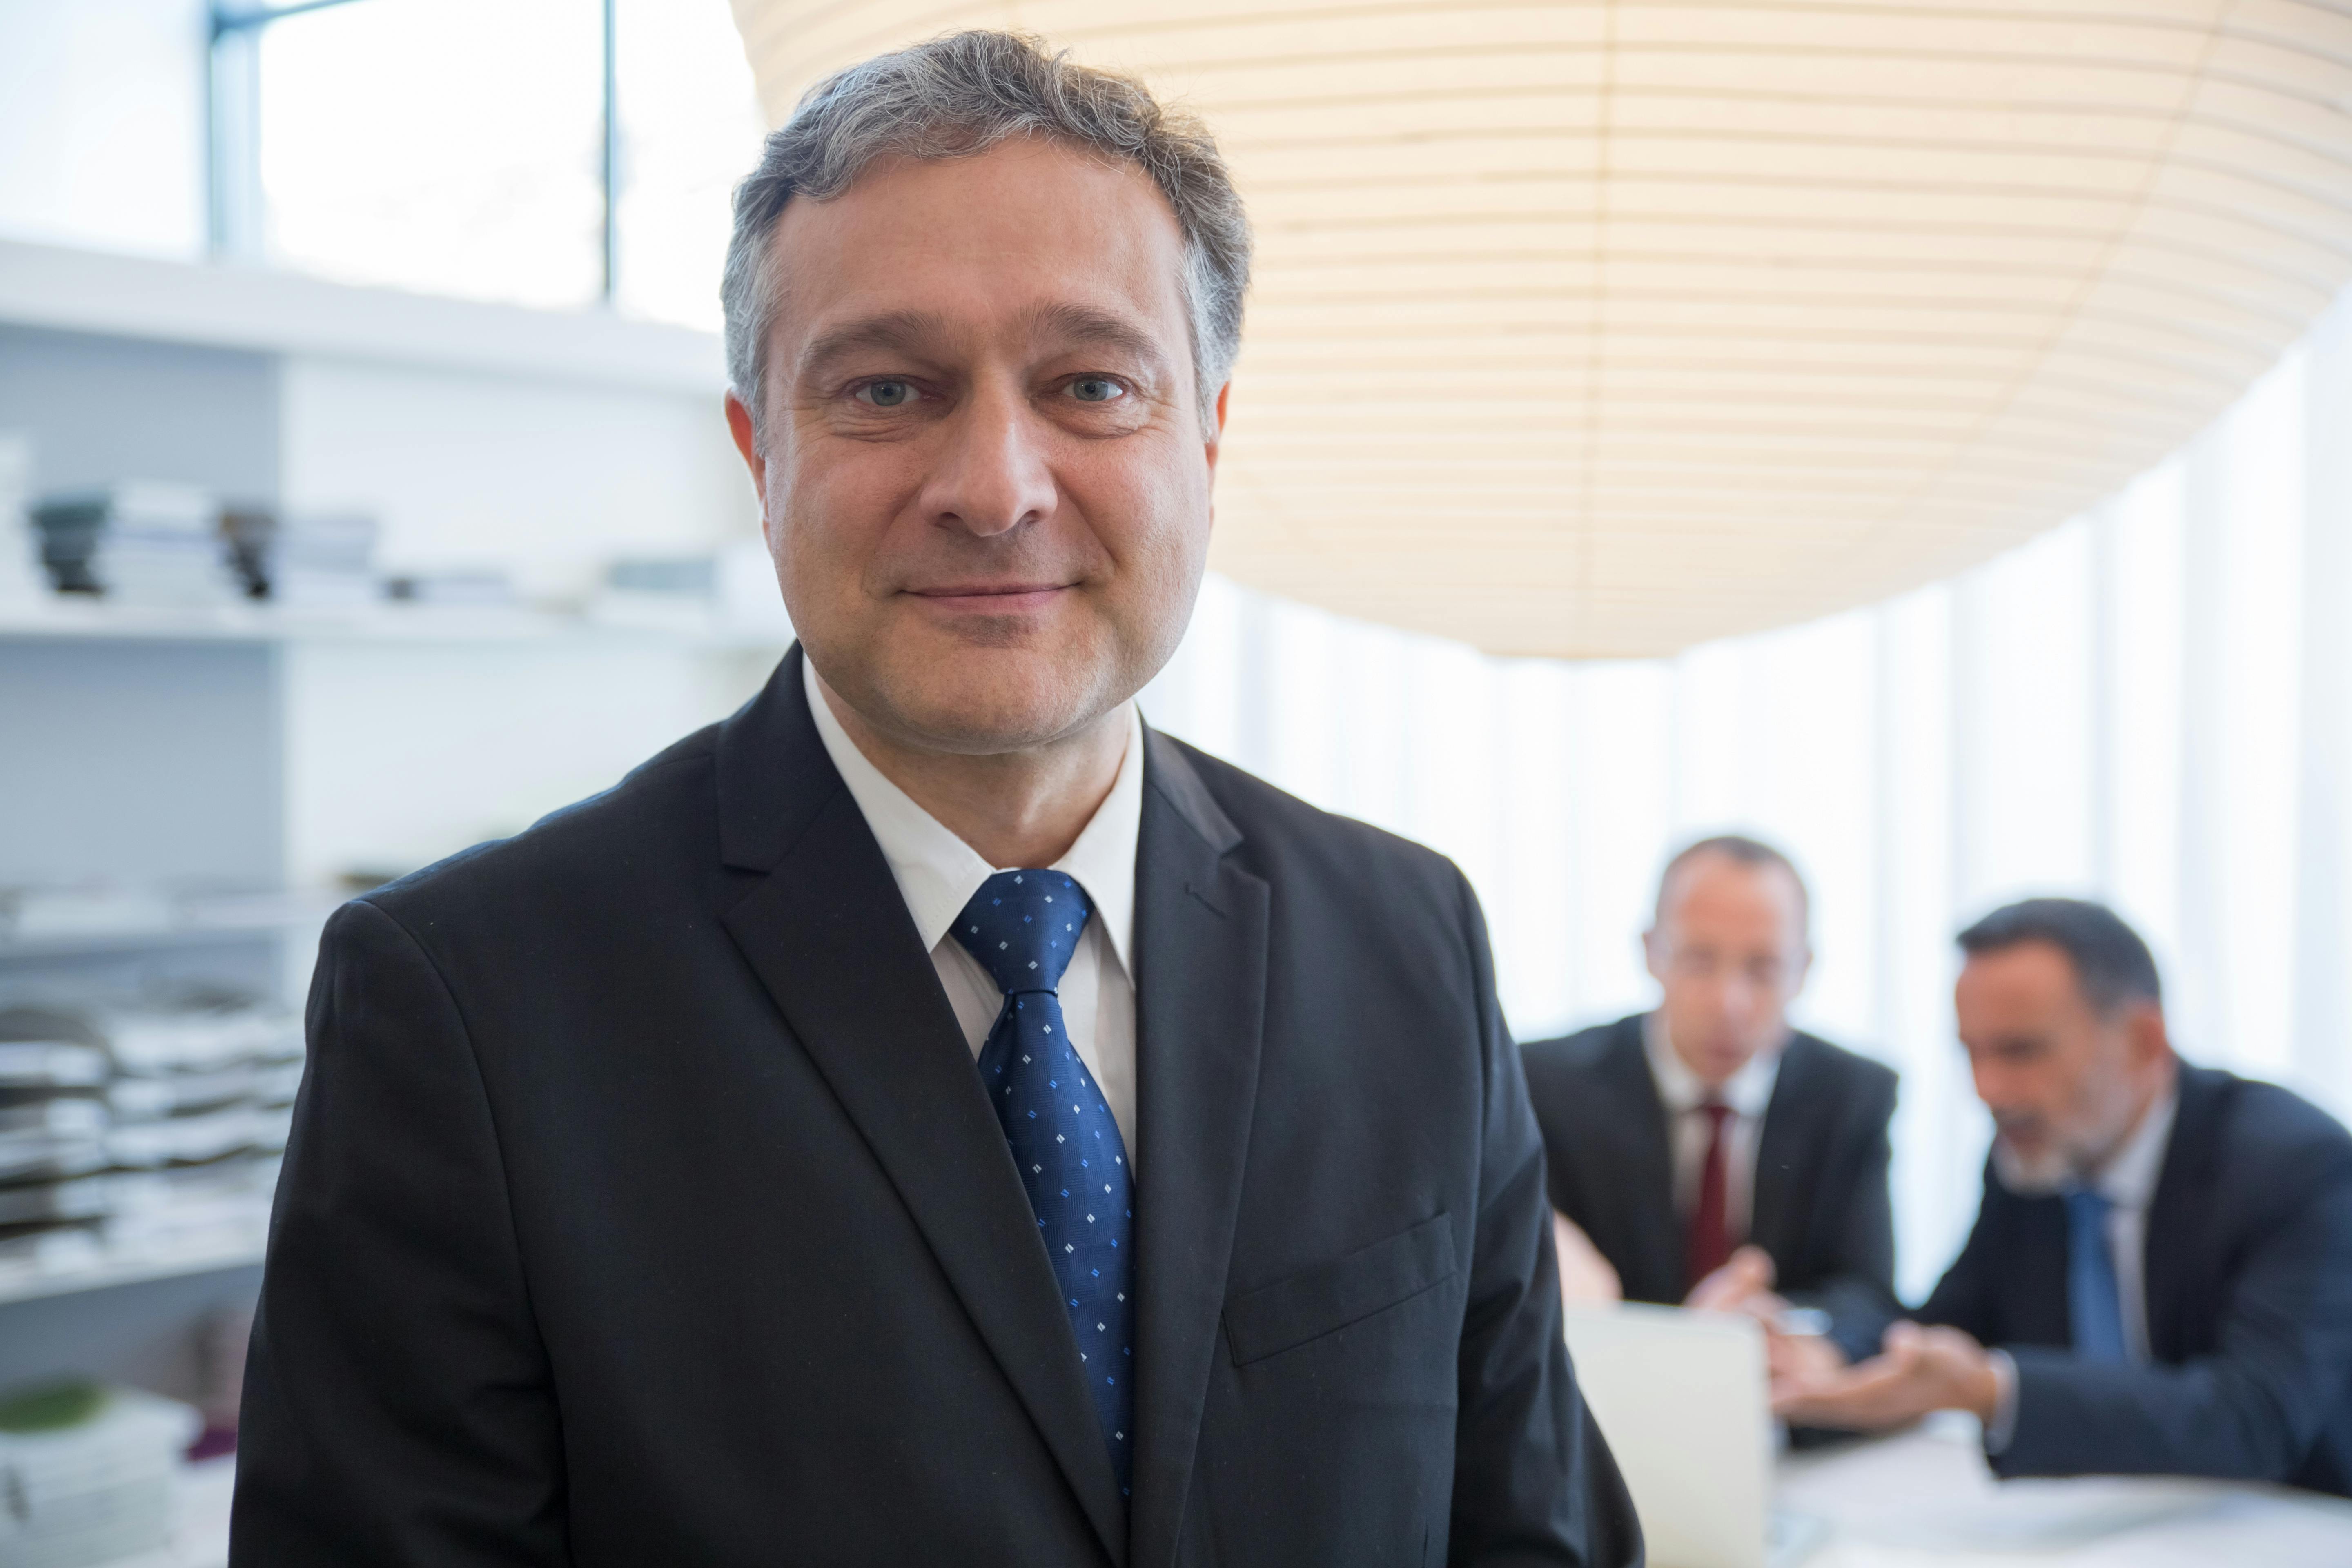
1070, 442, 1212, 590
773, 450, 905, 592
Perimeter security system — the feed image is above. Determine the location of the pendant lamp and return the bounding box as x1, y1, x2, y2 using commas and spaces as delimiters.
728, 1, 2352, 656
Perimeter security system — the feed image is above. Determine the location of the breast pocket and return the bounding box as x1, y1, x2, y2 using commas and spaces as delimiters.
1223, 1211, 1458, 1366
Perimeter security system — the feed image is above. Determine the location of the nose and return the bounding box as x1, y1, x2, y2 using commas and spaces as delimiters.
918, 379, 1056, 539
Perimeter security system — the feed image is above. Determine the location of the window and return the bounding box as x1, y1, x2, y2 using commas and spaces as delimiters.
214, 0, 762, 326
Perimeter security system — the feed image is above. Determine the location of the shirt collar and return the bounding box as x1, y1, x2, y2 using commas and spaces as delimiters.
801, 654, 1141, 975
1643, 1009, 1783, 1118
2093, 1080, 2179, 1212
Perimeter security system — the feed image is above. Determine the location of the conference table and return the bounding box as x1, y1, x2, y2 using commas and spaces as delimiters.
1776, 1414, 2352, 1566
132, 1416, 2352, 1566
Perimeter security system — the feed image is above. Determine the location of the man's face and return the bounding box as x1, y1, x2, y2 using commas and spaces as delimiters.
1955, 942, 2158, 1192
1643, 855, 1809, 1087
725, 137, 1221, 755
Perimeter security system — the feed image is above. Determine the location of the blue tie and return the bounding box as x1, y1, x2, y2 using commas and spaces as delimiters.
2064, 1187, 2129, 1364
953, 870, 1135, 1495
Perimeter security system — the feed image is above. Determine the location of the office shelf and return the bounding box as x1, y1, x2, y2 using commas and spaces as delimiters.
0, 1232, 266, 1308
0, 925, 292, 961
0, 596, 793, 650
0, 236, 721, 396
0, 897, 337, 961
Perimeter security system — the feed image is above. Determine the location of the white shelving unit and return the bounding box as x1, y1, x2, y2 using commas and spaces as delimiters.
0, 238, 774, 1404
0, 236, 722, 395
0, 594, 791, 650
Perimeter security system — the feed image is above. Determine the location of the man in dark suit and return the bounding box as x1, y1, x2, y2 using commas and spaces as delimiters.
1523, 836, 1899, 1364
1775, 898, 2352, 1495
228, 31, 1634, 1568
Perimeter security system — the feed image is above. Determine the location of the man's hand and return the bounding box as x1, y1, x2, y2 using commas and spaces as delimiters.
1551, 1212, 1623, 1307
1764, 1321, 1847, 1398
1771, 1320, 2001, 1431
1684, 1244, 1782, 1318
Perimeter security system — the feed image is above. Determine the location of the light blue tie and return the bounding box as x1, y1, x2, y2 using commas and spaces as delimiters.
2063, 1187, 2129, 1364
953, 869, 1135, 1497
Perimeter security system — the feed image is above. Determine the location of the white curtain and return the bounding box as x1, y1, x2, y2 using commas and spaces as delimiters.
1140, 288, 2352, 1303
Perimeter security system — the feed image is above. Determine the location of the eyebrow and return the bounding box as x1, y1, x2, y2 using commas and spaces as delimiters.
793, 303, 1174, 385
795, 310, 957, 384
1025, 303, 1171, 370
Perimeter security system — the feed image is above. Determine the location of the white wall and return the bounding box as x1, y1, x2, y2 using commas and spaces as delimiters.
274, 353, 766, 889
0, 0, 207, 259
279, 356, 755, 600
283, 639, 772, 890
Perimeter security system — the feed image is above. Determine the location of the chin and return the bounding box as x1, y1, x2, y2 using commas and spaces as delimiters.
868, 641, 1127, 755
1990, 1136, 2070, 1196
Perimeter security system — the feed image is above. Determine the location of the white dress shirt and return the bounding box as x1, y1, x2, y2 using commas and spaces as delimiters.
1643, 1011, 1784, 1244
801, 657, 1145, 1164
2095, 1082, 2178, 1365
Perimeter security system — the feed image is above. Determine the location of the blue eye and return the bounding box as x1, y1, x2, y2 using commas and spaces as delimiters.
1069, 377, 1124, 403
858, 380, 914, 408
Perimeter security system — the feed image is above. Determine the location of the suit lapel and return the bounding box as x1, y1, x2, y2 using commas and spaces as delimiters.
1750, 1036, 1819, 1266
1126, 733, 1268, 1568
715, 650, 1129, 1564
1599, 1018, 1684, 1302
2141, 1066, 2221, 1362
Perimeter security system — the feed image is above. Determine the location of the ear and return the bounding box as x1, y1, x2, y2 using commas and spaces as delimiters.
2123, 1000, 2171, 1070
1788, 942, 1815, 997
1204, 379, 1231, 469
724, 392, 770, 515
1642, 927, 1668, 986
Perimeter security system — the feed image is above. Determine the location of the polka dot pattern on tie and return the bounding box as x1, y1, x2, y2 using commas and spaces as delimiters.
954, 870, 1136, 1497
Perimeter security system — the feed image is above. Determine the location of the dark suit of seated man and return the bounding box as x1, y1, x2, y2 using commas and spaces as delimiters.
1522, 836, 1900, 1364
228, 31, 1636, 1568
1777, 898, 2352, 1496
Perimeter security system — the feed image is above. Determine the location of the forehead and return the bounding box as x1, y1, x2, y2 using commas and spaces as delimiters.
1956, 942, 2088, 1026
764, 138, 1190, 363
1659, 854, 1802, 938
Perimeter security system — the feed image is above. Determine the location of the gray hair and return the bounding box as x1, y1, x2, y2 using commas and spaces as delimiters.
721, 30, 1252, 434
1654, 833, 1811, 936
1958, 898, 2163, 1016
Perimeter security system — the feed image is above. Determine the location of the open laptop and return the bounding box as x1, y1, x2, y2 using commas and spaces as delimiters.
1561, 1303, 1824, 1568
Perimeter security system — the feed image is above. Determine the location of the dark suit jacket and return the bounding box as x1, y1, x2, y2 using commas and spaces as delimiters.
1521, 1014, 1899, 1362
1918, 1062, 2352, 1496
231, 648, 1637, 1568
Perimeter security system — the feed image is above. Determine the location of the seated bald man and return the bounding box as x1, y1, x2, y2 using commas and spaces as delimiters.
1777, 898, 2352, 1495
1522, 836, 1900, 1365
229, 29, 1634, 1568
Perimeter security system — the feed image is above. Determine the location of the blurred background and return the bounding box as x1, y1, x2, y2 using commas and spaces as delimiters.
0, 1, 2347, 1559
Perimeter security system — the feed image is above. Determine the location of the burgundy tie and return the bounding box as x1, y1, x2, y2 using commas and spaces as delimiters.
1684, 1101, 1734, 1293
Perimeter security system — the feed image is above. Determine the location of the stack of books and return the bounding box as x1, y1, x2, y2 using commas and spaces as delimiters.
221, 506, 382, 606
0, 1004, 300, 1286
30, 483, 238, 605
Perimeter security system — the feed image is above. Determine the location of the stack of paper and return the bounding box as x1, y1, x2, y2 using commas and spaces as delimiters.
0, 1004, 299, 1286
220, 506, 381, 606
0, 1383, 202, 1567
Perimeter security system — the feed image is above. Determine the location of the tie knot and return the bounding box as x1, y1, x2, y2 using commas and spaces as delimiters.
953, 870, 1093, 997
2064, 1185, 2113, 1228
1698, 1100, 1731, 1130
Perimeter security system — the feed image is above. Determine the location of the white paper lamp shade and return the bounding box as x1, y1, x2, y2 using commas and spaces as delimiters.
727, 0, 2352, 657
